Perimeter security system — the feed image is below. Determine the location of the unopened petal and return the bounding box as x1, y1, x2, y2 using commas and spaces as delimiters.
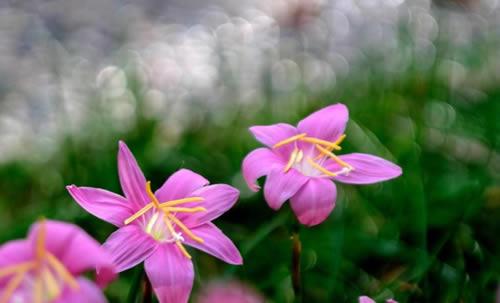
290, 178, 336, 226
330, 153, 402, 184
297, 103, 348, 142
242, 148, 284, 192
155, 169, 209, 202
184, 223, 242, 265
145, 244, 194, 303
263, 168, 308, 210
66, 185, 134, 227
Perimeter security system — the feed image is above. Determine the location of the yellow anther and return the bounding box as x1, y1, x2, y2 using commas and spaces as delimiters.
159, 197, 204, 208
273, 133, 307, 148
283, 148, 299, 173
166, 207, 207, 213
0, 262, 35, 279
145, 181, 161, 208
46, 253, 79, 290
124, 203, 154, 225
306, 157, 338, 177
314, 144, 353, 169
0, 270, 28, 303
333, 134, 347, 146
167, 214, 204, 244
300, 137, 341, 150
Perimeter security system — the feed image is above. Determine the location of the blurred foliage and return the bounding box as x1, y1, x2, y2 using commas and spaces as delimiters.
0, 22, 499, 303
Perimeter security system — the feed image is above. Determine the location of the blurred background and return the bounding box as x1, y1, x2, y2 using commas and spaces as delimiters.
0, 0, 499, 302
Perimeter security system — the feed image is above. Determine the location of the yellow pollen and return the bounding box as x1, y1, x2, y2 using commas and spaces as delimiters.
124, 203, 154, 225
314, 144, 353, 169
283, 148, 299, 173
300, 137, 341, 150
167, 214, 204, 244
272, 133, 307, 148
159, 197, 204, 208
306, 157, 338, 177
46, 253, 79, 290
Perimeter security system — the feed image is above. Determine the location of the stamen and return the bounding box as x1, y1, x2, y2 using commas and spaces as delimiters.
175, 241, 192, 259
283, 148, 299, 172
0, 270, 27, 303
166, 207, 207, 213
36, 220, 47, 260
306, 157, 338, 177
46, 253, 79, 290
41, 268, 61, 298
145, 181, 161, 208
33, 277, 43, 303
159, 197, 204, 208
0, 262, 35, 279
124, 203, 154, 225
300, 137, 341, 150
333, 134, 347, 146
296, 149, 304, 163
314, 144, 353, 169
272, 133, 307, 148
167, 214, 204, 243
162, 217, 192, 259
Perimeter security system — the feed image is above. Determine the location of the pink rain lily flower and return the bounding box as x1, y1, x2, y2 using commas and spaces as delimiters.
359, 296, 398, 303
242, 104, 402, 226
67, 141, 243, 303
0, 219, 115, 303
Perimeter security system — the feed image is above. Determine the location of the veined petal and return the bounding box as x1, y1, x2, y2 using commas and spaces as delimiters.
28, 220, 116, 286
242, 148, 284, 192
145, 244, 194, 303
180, 184, 239, 228
66, 185, 134, 227
263, 168, 308, 210
184, 223, 242, 265
359, 296, 376, 303
290, 178, 336, 226
118, 141, 149, 209
329, 153, 402, 184
155, 169, 209, 202
55, 278, 107, 303
297, 103, 348, 142
102, 225, 158, 273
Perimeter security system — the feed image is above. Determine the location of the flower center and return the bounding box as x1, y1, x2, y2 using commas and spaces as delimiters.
273, 133, 354, 177
0, 220, 79, 303
123, 182, 206, 259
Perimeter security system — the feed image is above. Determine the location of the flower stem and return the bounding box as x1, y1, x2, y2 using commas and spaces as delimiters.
291, 229, 302, 303
141, 270, 152, 303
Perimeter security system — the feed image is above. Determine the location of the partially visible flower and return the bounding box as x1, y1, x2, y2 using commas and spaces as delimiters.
359, 296, 398, 303
242, 103, 402, 226
196, 280, 265, 303
67, 141, 242, 303
0, 219, 115, 303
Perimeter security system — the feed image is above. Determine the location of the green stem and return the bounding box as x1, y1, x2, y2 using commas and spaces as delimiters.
291, 228, 302, 303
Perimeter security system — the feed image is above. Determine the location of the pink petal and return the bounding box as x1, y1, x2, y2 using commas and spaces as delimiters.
297, 103, 348, 142
66, 185, 134, 227
183, 223, 242, 265
359, 296, 376, 303
386, 299, 398, 303
290, 178, 336, 226
102, 225, 158, 272
155, 169, 209, 202
180, 184, 239, 228
263, 168, 309, 210
145, 244, 194, 303
0, 240, 32, 286
329, 153, 402, 184
28, 220, 116, 286
118, 141, 149, 209
55, 278, 107, 303
242, 148, 284, 192
249, 123, 298, 158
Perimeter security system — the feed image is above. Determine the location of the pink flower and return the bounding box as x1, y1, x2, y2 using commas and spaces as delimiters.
67, 141, 243, 303
0, 219, 115, 303
359, 296, 398, 303
196, 280, 265, 303
242, 104, 402, 226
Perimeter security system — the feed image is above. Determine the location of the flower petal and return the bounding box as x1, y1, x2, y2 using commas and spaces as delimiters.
179, 184, 239, 228
242, 148, 284, 192
0, 240, 32, 286
297, 103, 348, 142
55, 278, 108, 303
66, 185, 134, 227
263, 168, 309, 210
359, 296, 376, 303
249, 123, 298, 158
155, 169, 209, 202
290, 178, 336, 226
118, 141, 149, 209
329, 153, 402, 184
184, 223, 242, 265
145, 244, 194, 303
102, 225, 158, 272
28, 220, 116, 286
